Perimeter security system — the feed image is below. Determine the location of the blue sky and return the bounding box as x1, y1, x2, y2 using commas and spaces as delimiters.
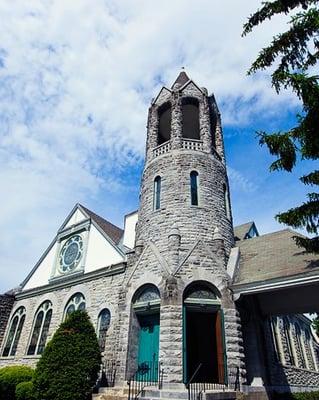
0, 0, 314, 292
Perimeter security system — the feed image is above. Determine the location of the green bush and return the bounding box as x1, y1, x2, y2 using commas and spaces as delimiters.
15, 381, 35, 400
0, 365, 34, 400
273, 391, 319, 400
33, 310, 101, 400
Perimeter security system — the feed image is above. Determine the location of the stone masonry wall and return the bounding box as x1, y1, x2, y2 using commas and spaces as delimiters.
0, 294, 15, 350
0, 271, 125, 369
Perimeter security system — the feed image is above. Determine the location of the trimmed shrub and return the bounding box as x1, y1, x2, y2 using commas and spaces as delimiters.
33, 310, 101, 400
15, 381, 35, 400
0, 366, 34, 400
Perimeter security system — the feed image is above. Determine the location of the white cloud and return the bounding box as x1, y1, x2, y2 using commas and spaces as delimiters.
0, 0, 303, 291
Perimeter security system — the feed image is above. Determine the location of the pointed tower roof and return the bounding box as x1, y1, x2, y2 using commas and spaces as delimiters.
171, 69, 190, 89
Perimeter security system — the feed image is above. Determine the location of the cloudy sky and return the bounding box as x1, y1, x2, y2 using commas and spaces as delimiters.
0, 0, 313, 292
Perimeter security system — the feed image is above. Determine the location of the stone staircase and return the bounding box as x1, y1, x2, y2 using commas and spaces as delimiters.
92, 386, 238, 400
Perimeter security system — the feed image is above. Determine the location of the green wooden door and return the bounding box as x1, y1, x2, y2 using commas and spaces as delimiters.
137, 314, 159, 381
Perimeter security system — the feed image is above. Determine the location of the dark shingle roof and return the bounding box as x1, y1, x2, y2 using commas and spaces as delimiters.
234, 222, 255, 241
80, 205, 124, 245
171, 71, 190, 89
233, 229, 319, 286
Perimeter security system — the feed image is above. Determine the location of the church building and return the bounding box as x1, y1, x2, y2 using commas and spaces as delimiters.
0, 72, 318, 399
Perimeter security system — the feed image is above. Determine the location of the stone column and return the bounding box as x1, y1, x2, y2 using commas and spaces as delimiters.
215, 114, 226, 164
212, 227, 226, 268
168, 224, 181, 272
146, 106, 159, 162
199, 96, 212, 154
159, 278, 184, 388
171, 92, 182, 150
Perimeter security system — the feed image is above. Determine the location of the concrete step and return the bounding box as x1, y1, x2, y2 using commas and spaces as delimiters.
142, 389, 188, 399
92, 387, 238, 400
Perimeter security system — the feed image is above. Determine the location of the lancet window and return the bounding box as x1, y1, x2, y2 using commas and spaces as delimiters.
97, 308, 111, 352
158, 103, 171, 145
27, 300, 53, 355
64, 292, 86, 319
182, 98, 200, 140
2, 307, 26, 357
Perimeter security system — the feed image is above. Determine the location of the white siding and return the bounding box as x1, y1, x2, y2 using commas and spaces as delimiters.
23, 242, 58, 290
122, 212, 138, 249
64, 209, 87, 228
85, 225, 124, 273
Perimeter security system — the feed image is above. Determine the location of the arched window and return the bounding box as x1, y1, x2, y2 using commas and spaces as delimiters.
158, 103, 171, 145
270, 317, 284, 364
2, 307, 26, 357
283, 317, 295, 365
133, 284, 161, 313
305, 329, 316, 370
182, 98, 200, 140
190, 171, 198, 206
183, 283, 219, 304
295, 323, 307, 368
27, 301, 53, 355
153, 176, 161, 210
97, 309, 111, 352
64, 292, 86, 319
223, 184, 231, 219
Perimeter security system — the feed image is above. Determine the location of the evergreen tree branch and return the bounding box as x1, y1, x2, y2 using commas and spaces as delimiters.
257, 131, 297, 171
294, 234, 319, 252
300, 170, 319, 184
247, 8, 319, 75
276, 197, 319, 233
243, 0, 318, 36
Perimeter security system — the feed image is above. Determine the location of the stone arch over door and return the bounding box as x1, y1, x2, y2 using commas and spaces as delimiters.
182, 281, 226, 384
126, 284, 161, 381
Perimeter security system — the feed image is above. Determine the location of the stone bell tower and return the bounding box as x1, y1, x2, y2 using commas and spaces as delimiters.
135, 70, 234, 257
120, 71, 245, 388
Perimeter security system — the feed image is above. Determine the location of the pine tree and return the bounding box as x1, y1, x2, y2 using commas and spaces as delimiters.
243, 0, 319, 253
33, 310, 101, 400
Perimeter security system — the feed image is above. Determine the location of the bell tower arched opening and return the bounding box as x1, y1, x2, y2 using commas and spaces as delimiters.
158, 103, 171, 145
182, 98, 200, 140
183, 282, 226, 384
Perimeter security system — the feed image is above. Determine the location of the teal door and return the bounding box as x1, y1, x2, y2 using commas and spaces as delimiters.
137, 314, 160, 381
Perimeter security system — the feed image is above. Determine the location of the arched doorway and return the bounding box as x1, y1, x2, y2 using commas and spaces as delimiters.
183, 282, 226, 384
132, 285, 161, 381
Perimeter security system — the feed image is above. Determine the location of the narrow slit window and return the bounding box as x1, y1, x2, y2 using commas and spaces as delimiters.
223, 184, 231, 219
295, 323, 307, 369
283, 317, 295, 365
153, 176, 161, 210
190, 171, 198, 206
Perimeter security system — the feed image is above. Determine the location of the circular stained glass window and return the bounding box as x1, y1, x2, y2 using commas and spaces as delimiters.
59, 235, 83, 273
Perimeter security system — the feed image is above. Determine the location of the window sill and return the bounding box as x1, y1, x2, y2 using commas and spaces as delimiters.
153, 207, 165, 213
24, 355, 41, 359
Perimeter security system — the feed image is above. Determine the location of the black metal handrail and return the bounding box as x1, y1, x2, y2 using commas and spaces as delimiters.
92, 359, 117, 393
186, 364, 240, 400
127, 361, 164, 400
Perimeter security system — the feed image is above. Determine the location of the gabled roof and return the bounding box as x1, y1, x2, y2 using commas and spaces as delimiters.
20, 204, 125, 290
234, 221, 258, 241
233, 229, 319, 287
80, 205, 123, 245
171, 70, 190, 89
